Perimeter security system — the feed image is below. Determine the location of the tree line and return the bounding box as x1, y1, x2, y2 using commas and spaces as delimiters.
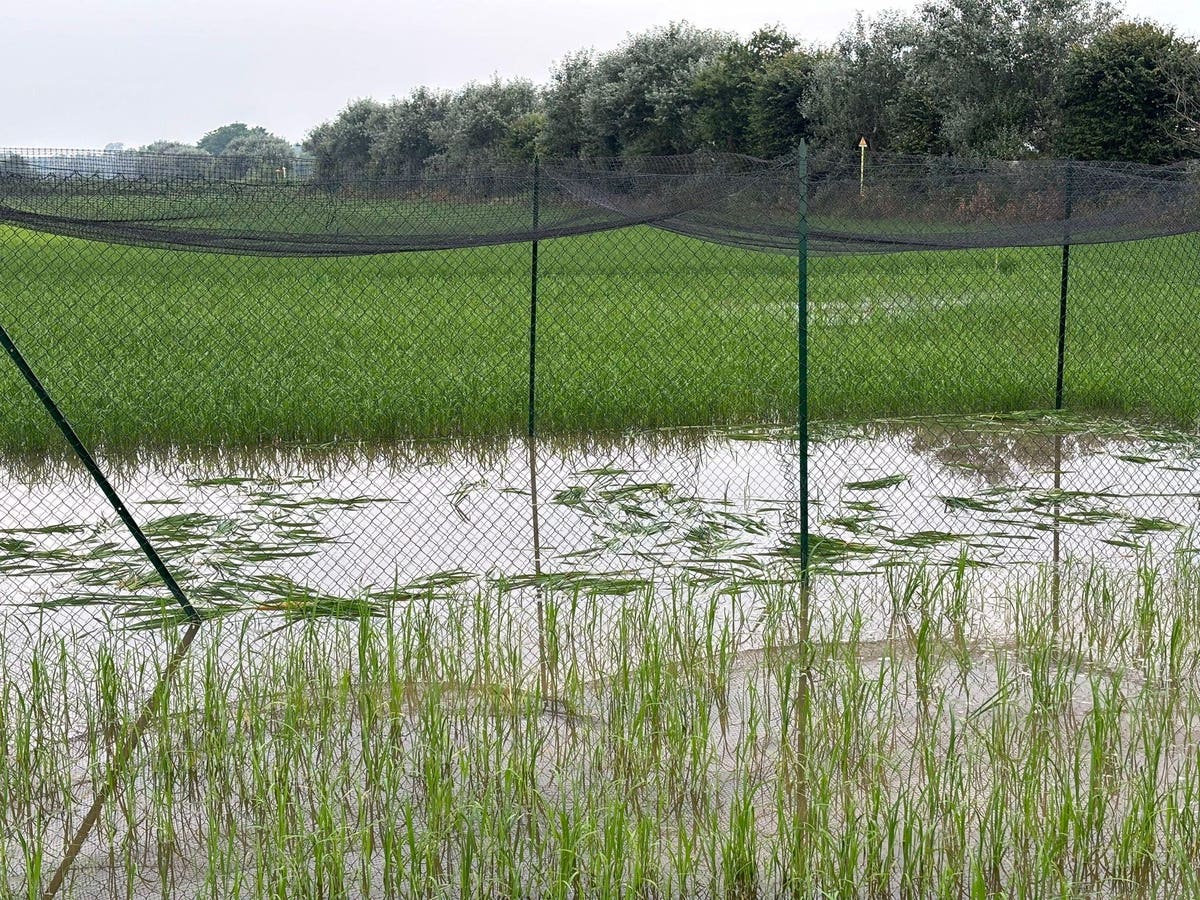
7, 0, 1198, 180
300, 0, 1199, 177
139, 123, 299, 176
0, 125, 305, 179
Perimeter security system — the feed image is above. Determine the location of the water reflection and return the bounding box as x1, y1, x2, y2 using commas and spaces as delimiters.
0, 414, 1197, 625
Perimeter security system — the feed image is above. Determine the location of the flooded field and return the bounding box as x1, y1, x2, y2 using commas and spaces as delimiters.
6, 412, 1200, 897
9, 546, 1200, 898
1, 412, 1197, 630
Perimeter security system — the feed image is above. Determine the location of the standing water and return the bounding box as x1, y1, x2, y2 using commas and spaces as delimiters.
0, 412, 1196, 631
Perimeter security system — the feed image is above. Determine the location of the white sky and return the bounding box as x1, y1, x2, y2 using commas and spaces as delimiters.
2, 0, 1197, 148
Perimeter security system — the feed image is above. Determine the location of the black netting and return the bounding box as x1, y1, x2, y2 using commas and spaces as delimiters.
2, 149, 1197, 256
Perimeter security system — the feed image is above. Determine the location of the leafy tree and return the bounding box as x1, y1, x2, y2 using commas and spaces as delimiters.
139, 140, 204, 154
689, 27, 803, 154
504, 111, 546, 161
304, 99, 392, 179
198, 123, 265, 156
581, 22, 733, 156
305, 82, 535, 177
886, 81, 947, 155
808, 12, 921, 153
432, 77, 539, 165
910, 0, 1118, 157
808, 0, 1116, 157
137, 141, 213, 177
371, 88, 450, 177
1058, 22, 1198, 162
221, 132, 296, 179
691, 38, 767, 151
540, 51, 594, 158
746, 24, 801, 61
749, 49, 819, 158
1167, 50, 1200, 153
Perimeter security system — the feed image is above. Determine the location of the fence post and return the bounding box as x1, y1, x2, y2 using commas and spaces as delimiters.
0, 322, 199, 622
1055, 160, 1073, 411
528, 156, 541, 447
526, 156, 551, 700
797, 141, 810, 575
527, 156, 542, 577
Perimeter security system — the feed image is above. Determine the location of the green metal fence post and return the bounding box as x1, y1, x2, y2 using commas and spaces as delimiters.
528, 156, 541, 447
0, 321, 199, 623
527, 156, 543, 576
526, 156, 550, 700
797, 141, 810, 576
1055, 160, 1073, 411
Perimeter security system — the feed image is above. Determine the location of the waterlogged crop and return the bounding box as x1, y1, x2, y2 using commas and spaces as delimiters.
6, 554, 1200, 896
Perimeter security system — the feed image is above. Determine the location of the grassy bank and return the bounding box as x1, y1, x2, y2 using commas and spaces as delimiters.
0, 226, 1196, 455
6, 556, 1200, 896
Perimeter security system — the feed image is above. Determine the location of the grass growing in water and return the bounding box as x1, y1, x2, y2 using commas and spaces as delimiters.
6, 554, 1200, 896
0, 227, 1197, 456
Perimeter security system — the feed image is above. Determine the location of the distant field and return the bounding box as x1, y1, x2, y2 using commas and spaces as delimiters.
0, 225, 1196, 455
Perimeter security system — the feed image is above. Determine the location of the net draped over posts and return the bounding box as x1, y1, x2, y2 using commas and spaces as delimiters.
3, 149, 1199, 255
0, 147, 1199, 622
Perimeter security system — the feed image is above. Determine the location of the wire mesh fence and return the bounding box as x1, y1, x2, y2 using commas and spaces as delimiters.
2, 145, 1200, 897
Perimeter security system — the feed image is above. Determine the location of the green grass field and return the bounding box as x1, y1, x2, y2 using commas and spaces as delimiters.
0, 225, 1196, 456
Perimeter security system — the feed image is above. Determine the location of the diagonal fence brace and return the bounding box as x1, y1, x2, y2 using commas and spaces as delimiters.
0, 321, 199, 622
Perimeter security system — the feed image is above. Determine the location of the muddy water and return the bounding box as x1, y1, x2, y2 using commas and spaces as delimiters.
0, 414, 1197, 627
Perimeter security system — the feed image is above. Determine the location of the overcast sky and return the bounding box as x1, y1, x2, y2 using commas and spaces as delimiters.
2, 0, 1197, 149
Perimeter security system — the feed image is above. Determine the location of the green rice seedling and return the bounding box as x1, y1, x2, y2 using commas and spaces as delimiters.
11, 552, 1200, 895
2, 227, 1199, 460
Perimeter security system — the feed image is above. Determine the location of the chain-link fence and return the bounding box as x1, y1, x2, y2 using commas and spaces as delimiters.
2, 146, 1200, 896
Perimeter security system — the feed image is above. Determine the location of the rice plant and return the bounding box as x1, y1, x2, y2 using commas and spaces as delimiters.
1, 227, 1198, 457
5, 553, 1200, 897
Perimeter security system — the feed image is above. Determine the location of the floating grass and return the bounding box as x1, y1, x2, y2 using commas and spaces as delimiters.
844, 473, 908, 491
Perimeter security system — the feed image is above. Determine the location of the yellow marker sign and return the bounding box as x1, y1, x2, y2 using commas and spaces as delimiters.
858, 136, 869, 197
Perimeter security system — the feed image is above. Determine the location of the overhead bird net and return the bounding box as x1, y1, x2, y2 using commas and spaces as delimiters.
2, 148, 1198, 255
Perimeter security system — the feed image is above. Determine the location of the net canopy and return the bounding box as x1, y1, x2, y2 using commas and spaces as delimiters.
1, 148, 1198, 256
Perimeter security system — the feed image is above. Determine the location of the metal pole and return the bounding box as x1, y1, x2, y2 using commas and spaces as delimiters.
858, 136, 868, 198
526, 156, 550, 700
0, 322, 199, 622
527, 156, 542, 575
797, 142, 810, 576
1055, 161, 1073, 411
